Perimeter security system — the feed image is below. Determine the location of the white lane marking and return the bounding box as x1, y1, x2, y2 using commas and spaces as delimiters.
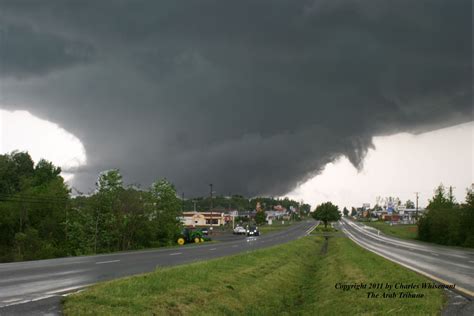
2, 298, 22, 303
342, 219, 470, 259
305, 223, 319, 235
95, 259, 120, 265
31, 295, 55, 302
0, 295, 57, 308
469, 261, 474, 263
343, 227, 474, 298
431, 253, 439, 257
46, 284, 92, 295
209, 248, 217, 251
232, 245, 239, 248
169, 252, 182, 256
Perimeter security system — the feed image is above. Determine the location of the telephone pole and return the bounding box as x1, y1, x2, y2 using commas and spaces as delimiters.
414, 192, 419, 222
209, 184, 213, 233
182, 192, 185, 212
448, 186, 456, 205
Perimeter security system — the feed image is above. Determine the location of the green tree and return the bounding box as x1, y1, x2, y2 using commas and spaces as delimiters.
151, 179, 182, 245
343, 207, 349, 217
255, 211, 266, 225
93, 169, 124, 252
417, 184, 469, 247
405, 200, 415, 209
0, 152, 70, 261
427, 184, 453, 210
300, 204, 311, 215
312, 202, 341, 228
0, 151, 34, 194
97, 169, 123, 193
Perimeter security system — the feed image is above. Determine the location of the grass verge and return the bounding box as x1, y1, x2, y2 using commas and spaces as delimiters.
258, 220, 295, 235
311, 224, 339, 233
63, 236, 445, 315
362, 221, 418, 240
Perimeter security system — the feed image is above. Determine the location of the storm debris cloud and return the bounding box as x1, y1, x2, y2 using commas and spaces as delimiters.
0, 0, 471, 195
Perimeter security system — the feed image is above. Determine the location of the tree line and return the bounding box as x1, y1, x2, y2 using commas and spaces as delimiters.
182, 195, 311, 214
0, 151, 182, 262
417, 184, 474, 247
0, 151, 311, 262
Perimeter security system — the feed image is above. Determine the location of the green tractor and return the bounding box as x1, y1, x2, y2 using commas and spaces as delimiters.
176, 228, 211, 245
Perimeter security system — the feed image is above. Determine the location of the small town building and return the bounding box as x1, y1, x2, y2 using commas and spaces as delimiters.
398, 207, 425, 223
180, 211, 225, 227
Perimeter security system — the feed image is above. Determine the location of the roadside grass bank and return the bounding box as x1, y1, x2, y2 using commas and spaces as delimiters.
63, 236, 445, 315
362, 221, 418, 240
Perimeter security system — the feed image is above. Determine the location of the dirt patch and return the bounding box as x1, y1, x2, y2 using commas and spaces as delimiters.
320, 237, 329, 255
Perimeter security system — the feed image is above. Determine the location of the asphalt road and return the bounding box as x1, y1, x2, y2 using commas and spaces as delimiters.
0, 220, 317, 315
338, 218, 474, 298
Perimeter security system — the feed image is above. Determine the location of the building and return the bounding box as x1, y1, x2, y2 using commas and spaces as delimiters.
397, 207, 426, 223
265, 209, 288, 221
180, 211, 225, 227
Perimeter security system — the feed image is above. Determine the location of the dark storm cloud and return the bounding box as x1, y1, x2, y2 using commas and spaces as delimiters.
0, 23, 94, 78
0, 0, 471, 196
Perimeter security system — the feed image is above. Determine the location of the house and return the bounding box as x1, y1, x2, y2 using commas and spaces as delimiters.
265, 209, 288, 221
398, 207, 426, 223
180, 211, 225, 227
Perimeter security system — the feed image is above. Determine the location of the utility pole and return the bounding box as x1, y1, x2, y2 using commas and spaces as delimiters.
209, 184, 213, 234
193, 200, 197, 212
182, 192, 185, 212
448, 186, 456, 205
228, 192, 233, 229
415, 192, 419, 222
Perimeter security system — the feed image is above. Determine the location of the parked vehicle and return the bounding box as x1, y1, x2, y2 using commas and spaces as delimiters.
233, 226, 246, 235
176, 228, 211, 245
246, 226, 260, 236
199, 227, 209, 235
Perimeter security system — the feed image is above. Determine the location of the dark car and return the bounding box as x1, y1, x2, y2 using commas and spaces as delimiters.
246, 226, 260, 236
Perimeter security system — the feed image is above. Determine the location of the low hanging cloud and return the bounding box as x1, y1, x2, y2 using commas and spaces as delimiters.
0, 0, 471, 196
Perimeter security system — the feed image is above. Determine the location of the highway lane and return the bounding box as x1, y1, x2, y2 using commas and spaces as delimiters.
338, 218, 474, 298
0, 220, 317, 314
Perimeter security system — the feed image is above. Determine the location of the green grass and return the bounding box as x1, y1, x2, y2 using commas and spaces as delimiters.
63, 236, 445, 316
311, 224, 339, 233
258, 220, 294, 234
363, 221, 418, 240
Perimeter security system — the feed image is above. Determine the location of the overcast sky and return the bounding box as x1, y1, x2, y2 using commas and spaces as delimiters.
0, 1, 472, 202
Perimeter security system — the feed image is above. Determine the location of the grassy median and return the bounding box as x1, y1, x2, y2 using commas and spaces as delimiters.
362, 221, 418, 240
258, 220, 294, 235
63, 236, 445, 315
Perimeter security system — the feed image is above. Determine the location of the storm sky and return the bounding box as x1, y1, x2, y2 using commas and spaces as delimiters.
0, 1, 472, 197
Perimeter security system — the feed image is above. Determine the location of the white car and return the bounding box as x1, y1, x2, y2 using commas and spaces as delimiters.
233, 226, 246, 235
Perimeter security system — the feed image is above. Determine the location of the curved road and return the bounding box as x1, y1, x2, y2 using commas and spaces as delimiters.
0, 220, 317, 315
338, 218, 474, 298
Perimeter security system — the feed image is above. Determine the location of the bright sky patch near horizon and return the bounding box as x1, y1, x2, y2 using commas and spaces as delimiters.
289, 121, 473, 209
1, 108, 472, 208
0, 109, 87, 182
